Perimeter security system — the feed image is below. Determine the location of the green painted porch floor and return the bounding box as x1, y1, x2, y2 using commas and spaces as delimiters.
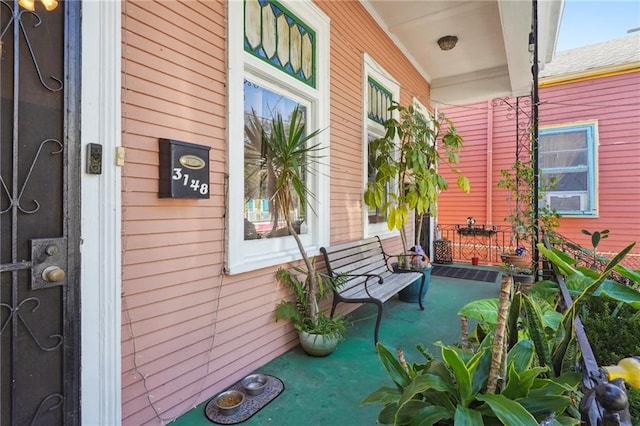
173, 265, 502, 426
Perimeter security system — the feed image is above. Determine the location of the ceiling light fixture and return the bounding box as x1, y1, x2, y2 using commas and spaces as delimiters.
437, 35, 458, 51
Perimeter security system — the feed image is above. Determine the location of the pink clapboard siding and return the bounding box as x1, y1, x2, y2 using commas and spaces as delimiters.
438, 69, 640, 257
120, 1, 430, 424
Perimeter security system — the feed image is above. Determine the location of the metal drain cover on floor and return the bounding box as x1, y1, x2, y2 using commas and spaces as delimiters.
205, 375, 284, 424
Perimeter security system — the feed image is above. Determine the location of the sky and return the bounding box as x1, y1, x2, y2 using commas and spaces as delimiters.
556, 0, 640, 51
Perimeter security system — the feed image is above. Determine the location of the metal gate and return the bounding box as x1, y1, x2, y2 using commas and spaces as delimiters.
1, 1, 80, 424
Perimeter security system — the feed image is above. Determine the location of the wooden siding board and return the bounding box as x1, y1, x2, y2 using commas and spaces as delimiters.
123, 253, 218, 281
123, 44, 224, 93
123, 218, 222, 235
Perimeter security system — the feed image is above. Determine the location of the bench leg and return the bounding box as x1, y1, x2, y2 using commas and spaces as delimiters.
330, 296, 339, 319
373, 299, 384, 346
417, 275, 425, 311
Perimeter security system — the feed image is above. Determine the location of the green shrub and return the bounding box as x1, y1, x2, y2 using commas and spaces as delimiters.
582, 298, 640, 366
582, 297, 640, 423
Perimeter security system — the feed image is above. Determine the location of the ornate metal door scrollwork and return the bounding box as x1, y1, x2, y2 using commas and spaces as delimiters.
1, 0, 80, 424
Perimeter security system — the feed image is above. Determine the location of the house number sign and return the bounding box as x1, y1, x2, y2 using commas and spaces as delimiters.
159, 139, 211, 198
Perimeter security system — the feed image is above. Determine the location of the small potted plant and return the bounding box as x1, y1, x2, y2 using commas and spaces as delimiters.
274, 266, 347, 356
500, 242, 530, 268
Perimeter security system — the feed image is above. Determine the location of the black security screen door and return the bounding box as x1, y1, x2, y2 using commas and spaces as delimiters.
0, 1, 80, 424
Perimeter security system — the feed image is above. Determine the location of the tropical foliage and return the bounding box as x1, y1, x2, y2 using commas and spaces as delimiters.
362, 339, 581, 425
542, 238, 640, 423
497, 155, 560, 261
364, 237, 640, 425
274, 266, 347, 339
363, 102, 469, 263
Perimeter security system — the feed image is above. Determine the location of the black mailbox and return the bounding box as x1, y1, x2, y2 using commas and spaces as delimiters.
159, 139, 211, 198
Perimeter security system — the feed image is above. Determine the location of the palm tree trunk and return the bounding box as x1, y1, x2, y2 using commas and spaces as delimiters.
460, 316, 469, 350
487, 274, 512, 393
287, 221, 319, 322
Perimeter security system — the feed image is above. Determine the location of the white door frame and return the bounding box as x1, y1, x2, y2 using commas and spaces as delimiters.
80, 1, 122, 424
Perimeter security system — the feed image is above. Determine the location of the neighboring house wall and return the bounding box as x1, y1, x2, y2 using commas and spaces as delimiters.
537, 70, 640, 253
120, 1, 429, 424
438, 68, 640, 259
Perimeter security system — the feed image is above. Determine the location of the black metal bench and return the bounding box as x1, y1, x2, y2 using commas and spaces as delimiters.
320, 236, 426, 345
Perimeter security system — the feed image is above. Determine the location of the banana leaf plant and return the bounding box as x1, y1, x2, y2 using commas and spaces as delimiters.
461, 241, 639, 378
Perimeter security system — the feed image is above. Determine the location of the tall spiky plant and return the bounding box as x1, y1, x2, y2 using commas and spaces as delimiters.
264, 106, 325, 323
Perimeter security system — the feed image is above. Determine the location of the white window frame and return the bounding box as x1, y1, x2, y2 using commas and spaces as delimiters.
227, 1, 330, 274
362, 53, 400, 239
539, 121, 598, 217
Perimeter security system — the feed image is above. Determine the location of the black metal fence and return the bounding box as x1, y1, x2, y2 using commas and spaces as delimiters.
436, 223, 521, 265
550, 232, 640, 284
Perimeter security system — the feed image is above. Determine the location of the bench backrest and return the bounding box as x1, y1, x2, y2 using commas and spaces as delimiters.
320, 237, 392, 292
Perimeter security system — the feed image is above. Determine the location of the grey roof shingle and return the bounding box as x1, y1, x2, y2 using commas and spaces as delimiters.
540, 33, 640, 78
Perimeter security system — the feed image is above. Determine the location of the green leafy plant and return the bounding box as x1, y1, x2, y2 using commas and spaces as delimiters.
363, 102, 469, 266
274, 266, 347, 339
580, 228, 610, 268
557, 236, 640, 424
581, 298, 640, 368
497, 155, 560, 264
362, 339, 581, 425
364, 271, 581, 425
536, 242, 640, 311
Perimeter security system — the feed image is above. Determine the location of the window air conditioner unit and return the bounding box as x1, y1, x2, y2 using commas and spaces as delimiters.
546, 193, 587, 211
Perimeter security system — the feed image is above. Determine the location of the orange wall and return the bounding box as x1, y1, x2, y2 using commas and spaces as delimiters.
438, 70, 640, 258
120, 1, 429, 424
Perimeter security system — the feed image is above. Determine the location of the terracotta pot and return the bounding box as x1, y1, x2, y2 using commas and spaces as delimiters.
500, 254, 529, 268
471, 256, 479, 266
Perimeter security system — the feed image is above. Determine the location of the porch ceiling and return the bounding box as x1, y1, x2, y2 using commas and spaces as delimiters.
362, 0, 564, 107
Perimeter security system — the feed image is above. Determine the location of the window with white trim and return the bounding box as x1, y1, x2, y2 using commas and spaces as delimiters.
539, 122, 598, 216
363, 54, 400, 237
227, 0, 330, 274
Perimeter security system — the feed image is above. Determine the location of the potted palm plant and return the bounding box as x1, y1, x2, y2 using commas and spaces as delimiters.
253, 106, 346, 356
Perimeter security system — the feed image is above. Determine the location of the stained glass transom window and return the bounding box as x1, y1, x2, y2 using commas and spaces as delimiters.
245, 0, 316, 88
368, 77, 392, 125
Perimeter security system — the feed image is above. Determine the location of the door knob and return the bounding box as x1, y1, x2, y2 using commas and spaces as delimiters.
42, 266, 65, 283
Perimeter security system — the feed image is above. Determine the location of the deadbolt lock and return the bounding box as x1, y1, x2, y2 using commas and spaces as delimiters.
31, 238, 68, 289
42, 266, 66, 283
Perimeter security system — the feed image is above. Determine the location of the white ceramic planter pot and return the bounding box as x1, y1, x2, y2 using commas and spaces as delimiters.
299, 332, 339, 357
